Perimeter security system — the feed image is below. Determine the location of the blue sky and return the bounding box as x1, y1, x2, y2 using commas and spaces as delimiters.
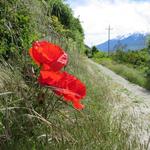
66, 0, 150, 46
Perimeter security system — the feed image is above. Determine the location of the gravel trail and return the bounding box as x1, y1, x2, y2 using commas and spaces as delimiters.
88, 59, 150, 102
87, 59, 150, 149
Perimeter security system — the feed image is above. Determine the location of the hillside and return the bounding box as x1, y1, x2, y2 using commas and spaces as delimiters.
97, 33, 148, 51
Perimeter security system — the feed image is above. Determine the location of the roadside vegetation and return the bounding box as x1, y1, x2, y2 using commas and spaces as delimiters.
0, 0, 149, 149
89, 45, 150, 90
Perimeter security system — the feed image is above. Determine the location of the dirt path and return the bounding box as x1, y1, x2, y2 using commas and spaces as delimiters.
88, 59, 150, 102
87, 59, 150, 149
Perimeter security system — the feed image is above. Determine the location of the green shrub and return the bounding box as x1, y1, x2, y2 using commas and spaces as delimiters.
97, 59, 147, 88
0, 0, 39, 56
111, 48, 150, 67
0, 0, 85, 57
112, 65, 146, 87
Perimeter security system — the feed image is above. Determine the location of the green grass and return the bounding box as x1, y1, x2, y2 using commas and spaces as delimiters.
94, 58, 148, 89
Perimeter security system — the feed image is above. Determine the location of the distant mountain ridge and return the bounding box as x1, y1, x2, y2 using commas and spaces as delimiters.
96, 33, 149, 52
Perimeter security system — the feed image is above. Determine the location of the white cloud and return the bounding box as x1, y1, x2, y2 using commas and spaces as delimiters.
70, 0, 150, 46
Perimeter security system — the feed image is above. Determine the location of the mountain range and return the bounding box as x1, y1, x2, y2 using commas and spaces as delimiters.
96, 33, 149, 52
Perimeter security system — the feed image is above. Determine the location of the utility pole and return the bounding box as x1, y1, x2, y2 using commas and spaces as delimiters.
106, 25, 113, 56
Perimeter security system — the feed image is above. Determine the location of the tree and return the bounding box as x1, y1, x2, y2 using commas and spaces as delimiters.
91, 46, 99, 55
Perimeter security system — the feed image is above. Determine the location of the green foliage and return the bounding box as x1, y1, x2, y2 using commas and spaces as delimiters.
91, 48, 150, 90
92, 51, 108, 63
111, 49, 126, 63
93, 51, 107, 59
84, 45, 92, 58
85, 46, 100, 58
112, 48, 150, 89
91, 46, 99, 55
48, 0, 84, 44
112, 49, 150, 67
0, 0, 37, 55
51, 15, 70, 34
47, 0, 85, 52
0, 0, 85, 57
50, 0, 73, 28
97, 59, 147, 88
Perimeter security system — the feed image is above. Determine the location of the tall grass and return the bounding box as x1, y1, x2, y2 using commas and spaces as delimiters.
94, 58, 148, 89
0, 43, 144, 149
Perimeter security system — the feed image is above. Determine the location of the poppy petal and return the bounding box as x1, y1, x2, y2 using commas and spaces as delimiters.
73, 102, 84, 110
29, 48, 40, 66
38, 70, 63, 86
38, 70, 86, 109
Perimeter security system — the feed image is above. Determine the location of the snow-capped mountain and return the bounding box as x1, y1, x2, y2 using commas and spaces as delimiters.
96, 33, 149, 52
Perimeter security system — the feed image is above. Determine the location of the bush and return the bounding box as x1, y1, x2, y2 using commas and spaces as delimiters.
93, 51, 107, 59
98, 59, 147, 88
112, 48, 150, 67
0, 0, 85, 58
0, 0, 37, 55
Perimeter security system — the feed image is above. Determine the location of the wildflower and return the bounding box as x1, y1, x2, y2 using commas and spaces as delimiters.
38, 70, 63, 86
29, 40, 86, 110
38, 70, 86, 110
29, 41, 68, 71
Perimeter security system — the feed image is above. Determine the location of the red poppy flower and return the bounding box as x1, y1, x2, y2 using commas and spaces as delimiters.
38, 70, 86, 110
29, 40, 86, 110
54, 72, 86, 102
73, 102, 84, 110
29, 41, 68, 71
38, 70, 64, 86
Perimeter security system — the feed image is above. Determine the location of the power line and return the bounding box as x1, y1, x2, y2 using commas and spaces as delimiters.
106, 25, 113, 56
